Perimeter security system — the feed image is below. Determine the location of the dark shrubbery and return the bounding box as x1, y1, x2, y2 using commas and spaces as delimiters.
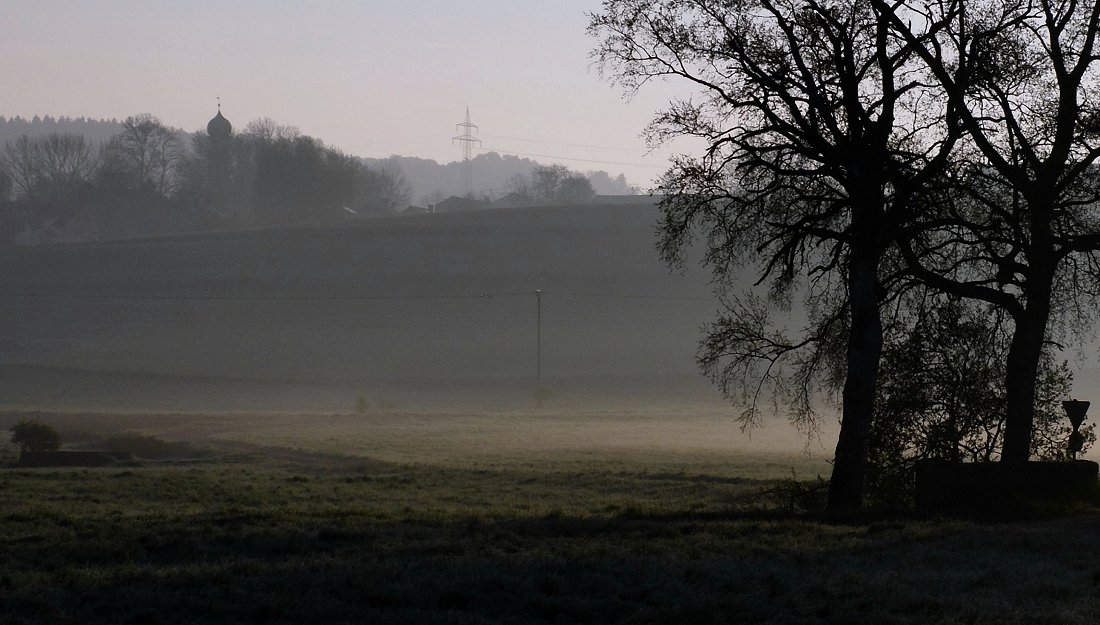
867, 297, 1094, 508
9, 419, 61, 452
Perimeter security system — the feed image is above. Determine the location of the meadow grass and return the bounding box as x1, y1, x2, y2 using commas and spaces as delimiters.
1, 409, 1099, 624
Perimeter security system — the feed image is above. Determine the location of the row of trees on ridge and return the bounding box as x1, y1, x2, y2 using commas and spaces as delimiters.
0, 114, 411, 244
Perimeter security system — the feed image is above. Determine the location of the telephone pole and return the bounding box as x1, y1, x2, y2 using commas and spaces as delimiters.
452, 107, 481, 196
535, 289, 543, 406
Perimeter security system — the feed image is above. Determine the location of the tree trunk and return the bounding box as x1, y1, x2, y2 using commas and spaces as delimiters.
1001, 281, 1053, 463
827, 255, 884, 512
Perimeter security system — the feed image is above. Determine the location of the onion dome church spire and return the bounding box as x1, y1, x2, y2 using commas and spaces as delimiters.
207, 98, 232, 139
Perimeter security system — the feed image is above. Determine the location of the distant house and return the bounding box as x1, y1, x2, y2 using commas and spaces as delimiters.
402, 205, 431, 215
435, 196, 490, 213
489, 192, 528, 209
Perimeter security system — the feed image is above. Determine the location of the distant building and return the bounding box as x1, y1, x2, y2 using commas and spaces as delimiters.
434, 196, 490, 213
204, 103, 237, 220
489, 192, 528, 209
207, 107, 232, 141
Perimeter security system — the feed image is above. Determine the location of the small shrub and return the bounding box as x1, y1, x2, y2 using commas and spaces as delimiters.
761, 473, 829, 514
9, 419, 61, 453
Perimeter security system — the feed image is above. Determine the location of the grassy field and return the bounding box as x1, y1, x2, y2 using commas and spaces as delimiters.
0, 204, 719, 395
2, 409, 1099, 625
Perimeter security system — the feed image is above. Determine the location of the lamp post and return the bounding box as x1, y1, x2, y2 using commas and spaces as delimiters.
1063, 399, 1090, 460
535, 289, 542, 406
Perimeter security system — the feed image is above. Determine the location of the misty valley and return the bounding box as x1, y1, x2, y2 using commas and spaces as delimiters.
2, 199, 1099, 624
10, 0, 1100, 621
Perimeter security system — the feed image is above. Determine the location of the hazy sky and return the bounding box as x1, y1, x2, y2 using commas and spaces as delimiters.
2, 1, 693, 188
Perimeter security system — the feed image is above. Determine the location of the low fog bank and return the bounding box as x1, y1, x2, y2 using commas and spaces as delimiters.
5, 202, 1097, 460
0, 365, 835, 460
0, 363, 731, 413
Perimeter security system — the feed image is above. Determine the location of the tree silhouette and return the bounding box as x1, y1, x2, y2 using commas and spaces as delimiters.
877, 0, 1100, 462
591, 0, 961, 511
10, 420, 61, 453
102, 114, 183, 196
867, 294, 1090, 504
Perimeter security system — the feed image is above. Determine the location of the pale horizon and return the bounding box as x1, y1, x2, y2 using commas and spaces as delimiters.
2, 1, 693, 189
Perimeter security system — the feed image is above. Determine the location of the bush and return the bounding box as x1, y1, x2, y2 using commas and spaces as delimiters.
10, 420, 61, 452
867, 296, 1094, 508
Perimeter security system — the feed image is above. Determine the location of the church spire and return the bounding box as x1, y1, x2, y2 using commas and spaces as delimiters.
207, 97, 232, 139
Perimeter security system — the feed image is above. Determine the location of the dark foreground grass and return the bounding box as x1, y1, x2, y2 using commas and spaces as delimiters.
3, 454, 1100, 625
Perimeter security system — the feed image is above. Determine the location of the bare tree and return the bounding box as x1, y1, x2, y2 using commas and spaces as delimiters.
35, 133, 96, 205
878, 0, 1100, 462
2, 135, 42, 202
507, 164, 595, 206
369, 158, 413, 209
591, 0, 961, 510
242, 117, 300, 143
104, 114, 183, 196
0, 166, 11, 201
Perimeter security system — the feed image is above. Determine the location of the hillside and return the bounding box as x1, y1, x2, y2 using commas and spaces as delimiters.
0, 202, 727, 412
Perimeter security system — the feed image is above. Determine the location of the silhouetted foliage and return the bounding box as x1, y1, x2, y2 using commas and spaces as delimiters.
867, 296, 1094, 506
10, 419, 61, 453
101, 114, 183, 196
591, 0, 960, 511
1, 133, 96, 206
0, 132, 99, 242
592, 0, 1100, 511
0, 167, 11, 202
508, 164, 596, 206
880, 0, 1100, 463
0, 113, 416, 242
178, 122, 411, 227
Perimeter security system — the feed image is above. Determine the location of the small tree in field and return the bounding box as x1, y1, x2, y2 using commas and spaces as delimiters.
10, 419, 61, 453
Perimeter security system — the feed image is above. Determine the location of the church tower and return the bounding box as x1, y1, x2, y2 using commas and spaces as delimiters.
204, 100, 237, 220
207, 102, 232, 141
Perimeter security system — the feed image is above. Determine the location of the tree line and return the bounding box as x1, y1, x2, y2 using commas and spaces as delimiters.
0, 115, 123, 146
369, 152, 640, 206
591, 0, 1100, 511
0, 114, 411, 244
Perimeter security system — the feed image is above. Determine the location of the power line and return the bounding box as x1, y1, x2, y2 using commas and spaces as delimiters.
0, 291, 530, 302
0, 290, 712, 303
453, 107, 481, 194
